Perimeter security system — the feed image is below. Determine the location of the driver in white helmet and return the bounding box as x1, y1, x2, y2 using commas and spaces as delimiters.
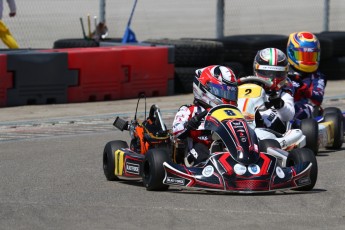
172, 65, 238, 166
239, 48, 295, 134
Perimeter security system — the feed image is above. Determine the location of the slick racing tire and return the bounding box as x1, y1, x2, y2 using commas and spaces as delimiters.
287, 148, 318, 191
53, 38, 99, 48
259, 139, 281, 152
103, 140, 129, 181
324, 112, 344, 149
142, 148, 170, 191
300, 118, 319, 155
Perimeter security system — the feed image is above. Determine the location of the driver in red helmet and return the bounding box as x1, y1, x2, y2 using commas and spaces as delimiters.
172, 65, 238, 166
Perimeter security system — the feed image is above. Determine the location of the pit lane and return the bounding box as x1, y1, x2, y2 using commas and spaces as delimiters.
0, 91, 344, 229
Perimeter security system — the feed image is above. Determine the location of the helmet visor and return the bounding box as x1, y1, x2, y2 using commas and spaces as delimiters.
207, 82, 238, 102
290, 48, 319, 65
255, 65, 287, 80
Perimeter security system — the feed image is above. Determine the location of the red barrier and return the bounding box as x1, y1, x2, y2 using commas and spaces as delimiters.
120, 46, 174, 98
58, 47, 126, 103
54, 46, 174, 103
0, 55, 13, 107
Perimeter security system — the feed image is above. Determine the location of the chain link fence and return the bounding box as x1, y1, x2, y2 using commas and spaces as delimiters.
1, 0, 345, 49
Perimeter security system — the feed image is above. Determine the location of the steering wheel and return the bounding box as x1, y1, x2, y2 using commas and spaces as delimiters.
238, 76, 273, 88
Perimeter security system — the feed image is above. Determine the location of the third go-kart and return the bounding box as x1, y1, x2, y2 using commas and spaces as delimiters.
103, 97, 318, 193
237, 76, 311, 152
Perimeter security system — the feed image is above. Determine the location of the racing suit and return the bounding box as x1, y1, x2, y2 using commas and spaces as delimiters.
172, 103, 211, 166
257, 88, 295, 134
289, 69, 326, 119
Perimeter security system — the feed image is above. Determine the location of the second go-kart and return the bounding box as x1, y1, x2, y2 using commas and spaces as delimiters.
237, 76, 344, 155
237, 76, 310, 152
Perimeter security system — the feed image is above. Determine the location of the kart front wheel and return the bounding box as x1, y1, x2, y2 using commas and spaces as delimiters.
142, 148, 170, 191
287, 148, 318, 191
103, 140, 129, 181
300, 118, 319, 155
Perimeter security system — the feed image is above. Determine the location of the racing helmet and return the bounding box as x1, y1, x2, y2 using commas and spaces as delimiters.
193, 65, 238, 108
253, 48, 288, 91
287, 31, 320, 73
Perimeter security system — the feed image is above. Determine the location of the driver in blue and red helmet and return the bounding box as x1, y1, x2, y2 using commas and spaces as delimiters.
287, 31, 326, 119
172, 65, 238, 166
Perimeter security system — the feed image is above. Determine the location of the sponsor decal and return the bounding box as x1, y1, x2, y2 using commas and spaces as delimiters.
280, 140, 287, 148
198, 136, 209, 141
125, 162, 140, 175
166, 177, 185, 185
202, 165, 214, 177
276, 166, 285, 178
234, 164, 247, 175
248, 164, 260, 175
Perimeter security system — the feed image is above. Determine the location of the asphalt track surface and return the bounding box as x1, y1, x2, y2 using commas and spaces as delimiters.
1, 81, 345, 230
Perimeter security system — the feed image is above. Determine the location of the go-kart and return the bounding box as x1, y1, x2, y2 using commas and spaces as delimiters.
237, 76, 344, 155
103, 99, 318, 193
237, 76, 311, 152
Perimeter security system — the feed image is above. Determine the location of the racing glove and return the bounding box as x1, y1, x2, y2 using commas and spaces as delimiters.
295, 83, 312, 101
185, 110, 208, 130
265, 94, 284, 110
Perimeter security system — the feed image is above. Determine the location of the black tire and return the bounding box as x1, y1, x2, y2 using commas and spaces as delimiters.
300, 118, 319, 155
259, 139, 281, 152
218, 34, 288, 63
142, 148, 170, 191
103, 140, 129, 181
323, 107, 342, 116
143, 38, 224, 67
324, 112, 344, 149
287, 148, 318, 191
174, 67, 195, 94
53, 38, 99, 48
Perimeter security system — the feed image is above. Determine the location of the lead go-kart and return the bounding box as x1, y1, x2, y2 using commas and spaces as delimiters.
237, 76, 344, 155
103, 95, 318, 193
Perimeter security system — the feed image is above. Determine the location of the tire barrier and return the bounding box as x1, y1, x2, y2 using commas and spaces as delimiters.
142, 38, 224, 67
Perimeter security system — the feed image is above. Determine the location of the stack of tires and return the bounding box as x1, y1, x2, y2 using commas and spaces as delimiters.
143, 38, 225, 94
316, 31, 345, 80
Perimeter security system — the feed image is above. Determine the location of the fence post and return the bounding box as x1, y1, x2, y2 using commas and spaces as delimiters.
216, 0, 224, 39
323, 0, 330, 31
99, 0, 106, 23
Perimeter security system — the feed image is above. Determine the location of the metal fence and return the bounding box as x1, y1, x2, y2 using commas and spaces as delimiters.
1, 0, 345, 49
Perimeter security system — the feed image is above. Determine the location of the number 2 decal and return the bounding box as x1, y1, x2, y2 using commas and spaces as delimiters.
245, 88, 252, 95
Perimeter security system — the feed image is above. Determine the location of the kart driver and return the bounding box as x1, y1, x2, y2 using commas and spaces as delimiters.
238, 48, 295, 134
172, 65, 238, 167
287, 31, 326, 119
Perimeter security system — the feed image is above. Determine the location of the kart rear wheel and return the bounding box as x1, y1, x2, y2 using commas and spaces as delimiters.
300, 118, 319, 155
323, 107, 342, 116
287, 148, 318, 191
259, 139, 281, 152
142, 148, 170, 191
103, 140, 129, 181
324, 112, 344, 149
